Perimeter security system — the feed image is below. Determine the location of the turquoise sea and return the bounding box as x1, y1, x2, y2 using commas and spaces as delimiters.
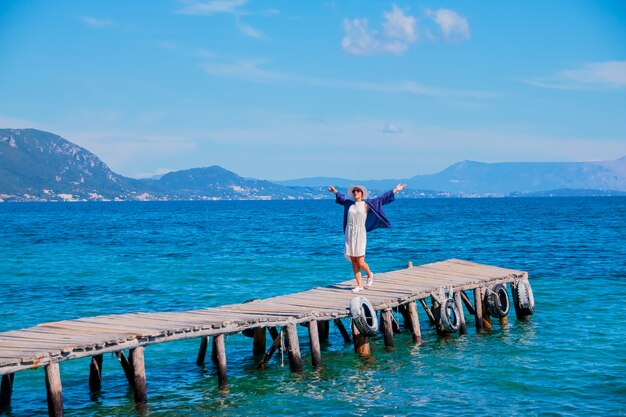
1, 197, 626, 416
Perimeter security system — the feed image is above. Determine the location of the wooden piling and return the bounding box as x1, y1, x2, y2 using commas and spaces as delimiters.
431, 296, 446, 337
115, 351, 135, 388
213, 334, 228, 388
401, 302, 422, 343
307, 320, 322, 369
284, 324, 303, 372
257, 328, 282, 370
317, 321, 330, 342
45, 362, 63, 417
419, 298, 436, 325
454, 292, 467, 335
481, 288, 492, 330
0, 373, 14, 413
253, 328, 266, 355
351, 321, 370, 356
334, 318, 352, 343
129, 347, 147, 403
474, 287, 484, 332
460, 290, 476, 315
381, 309, 395, 350
88, 354, 103, 392
196, 336, 209, 366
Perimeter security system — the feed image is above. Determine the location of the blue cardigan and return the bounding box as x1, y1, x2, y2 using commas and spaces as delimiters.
335, 190, 396, 232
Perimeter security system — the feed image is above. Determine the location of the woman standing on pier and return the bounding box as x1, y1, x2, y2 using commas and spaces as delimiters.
328, 183, 406, 292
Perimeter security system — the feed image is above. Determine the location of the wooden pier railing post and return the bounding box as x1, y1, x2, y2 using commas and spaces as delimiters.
334, 319, 352, 343
89, 354, 103, 392
0, 373, 14, 413
381, 309, 395, 350
45, 362, 63, 417
213, 334, 228, 389
196, 336, 209, 366
253, 328, 266, 355
454, 292, 467, 335
284, 324, 303, 372
351, 321, 370, 356
474, 288, 484, 332
307, 320, 322, 369
129, 347, 147, 403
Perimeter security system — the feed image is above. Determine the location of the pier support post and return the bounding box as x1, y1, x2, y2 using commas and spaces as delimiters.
351, 321, 370, 356
419, 299, 436, 325
196, 336, 209, 366
454, 292, 467, 335
308, 320, 322, 369
257, 328, 282, 370
317, 321, 329, 342
129, 347, 147, 403
381, 309, 395, 350
460, 291, 476, 315
115, 351, 135, 388
253, 328, 266, 355
45, 362, 63, 417
400, 302, 422, 343
481, 288, 492, 330
431, 296, 446, 337
334, 319, 352, 343
213, 334, 228, 389
474, 288, 484, 332
89, 354, 103, 392
0, 373, 14, 413
284, 324, 303, 372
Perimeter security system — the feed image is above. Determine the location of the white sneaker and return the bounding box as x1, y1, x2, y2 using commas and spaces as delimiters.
366, 275, 374, 288
351, 286, 364, 293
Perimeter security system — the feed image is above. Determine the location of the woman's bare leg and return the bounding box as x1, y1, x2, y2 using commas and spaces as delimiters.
357, 256, 373, 278
351, 257, 363, 288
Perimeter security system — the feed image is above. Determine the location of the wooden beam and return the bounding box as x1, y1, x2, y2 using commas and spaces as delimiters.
307, 320, 322, 369
213, 334, 228, 389
333, 319, 351, 343
460, 291, 476, 315
88, 354, 103, 392
381, 309, 395, 350
481, 288, 492, 330
284, 324, 303, 372
115, 351, 135, 388
257, 328, 282, 370
268, 327, 279, 340
317, 321, 329, 342
45, 362, 63, 417
431, 296, 446, 337
0, 373, 14, 413
129, 347, 147, 403
351, 321, 370, 356
196, 336, 209, 366
253, 328, 266, 355
454, 292, 467, 335
404, 302, 422, 343
474, 288, 484, 332
419, 298, 436, 325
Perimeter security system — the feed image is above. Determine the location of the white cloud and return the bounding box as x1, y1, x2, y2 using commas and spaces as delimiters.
342, 5, 469, 55
201, 59, 495, 98
177, 0, 247, 15
427, 9, 470, 42
526, 61, 626, 90
80, 16, 113, 29
237, 21, 264, 38
380, 123, 404, 134
133, 168, 175, 179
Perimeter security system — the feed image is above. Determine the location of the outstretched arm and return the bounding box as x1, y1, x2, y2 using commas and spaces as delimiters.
329, 185, 348, 205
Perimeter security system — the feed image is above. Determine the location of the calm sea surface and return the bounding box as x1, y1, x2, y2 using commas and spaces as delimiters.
1, 197, 625, 416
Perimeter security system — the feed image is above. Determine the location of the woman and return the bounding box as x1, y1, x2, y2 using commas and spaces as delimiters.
328, 183, 407, 292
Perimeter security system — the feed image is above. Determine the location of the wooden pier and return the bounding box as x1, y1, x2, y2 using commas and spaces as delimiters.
0, 259, 532, 416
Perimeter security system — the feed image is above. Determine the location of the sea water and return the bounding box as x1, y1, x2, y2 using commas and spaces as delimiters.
1, 197, 625, 416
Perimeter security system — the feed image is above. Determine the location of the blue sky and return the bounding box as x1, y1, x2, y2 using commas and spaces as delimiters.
1, 1, 625, 180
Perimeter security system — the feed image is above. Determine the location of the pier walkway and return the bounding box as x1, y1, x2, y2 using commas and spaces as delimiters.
0, 259, 530, 416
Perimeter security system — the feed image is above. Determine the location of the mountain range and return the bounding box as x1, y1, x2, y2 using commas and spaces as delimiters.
1, 128, 625, 202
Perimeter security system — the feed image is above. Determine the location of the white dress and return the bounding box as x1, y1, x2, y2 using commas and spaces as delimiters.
344, 201, 367, 260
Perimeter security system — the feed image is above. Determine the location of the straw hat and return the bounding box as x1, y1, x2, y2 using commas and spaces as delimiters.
348, 185, 369, 200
